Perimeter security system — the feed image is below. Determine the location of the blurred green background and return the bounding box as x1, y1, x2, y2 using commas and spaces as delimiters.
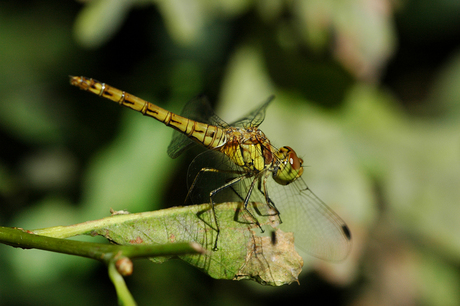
1, 0, 460, 305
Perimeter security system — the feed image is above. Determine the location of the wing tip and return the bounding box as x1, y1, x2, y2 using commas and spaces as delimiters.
342, 224, 352, 240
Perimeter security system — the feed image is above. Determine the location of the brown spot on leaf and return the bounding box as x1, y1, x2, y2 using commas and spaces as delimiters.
129, 237, 144, 244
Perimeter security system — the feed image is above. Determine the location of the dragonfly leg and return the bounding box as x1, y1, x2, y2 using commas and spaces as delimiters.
225, 176, 276, 227
260, 173, 282, 224
261, 175, 281, 211
227, 181, 268, 230
209, 173, 263, 232
187, 167, 245, 251
186, 167, 245, 204
208, 174, 251, 250
253, 174, 281, 215
241, 175, 265, 233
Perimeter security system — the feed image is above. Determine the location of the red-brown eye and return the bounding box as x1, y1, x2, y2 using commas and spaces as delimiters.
285, 146, 301, 170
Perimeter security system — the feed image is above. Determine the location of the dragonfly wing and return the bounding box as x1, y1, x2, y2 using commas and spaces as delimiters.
167, 96, 229, 159
266, 177, 352, 261
230, 95, 275, 128
167, 131, 196, 159
168, 95, 275, 157
179, 95, 228, 127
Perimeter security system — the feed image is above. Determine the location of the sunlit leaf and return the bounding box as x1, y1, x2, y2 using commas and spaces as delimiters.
74, 0, 133, 48
91, 202, 303, 285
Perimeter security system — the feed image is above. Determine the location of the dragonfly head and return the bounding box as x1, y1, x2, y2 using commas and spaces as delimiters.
273, 146, 303, 185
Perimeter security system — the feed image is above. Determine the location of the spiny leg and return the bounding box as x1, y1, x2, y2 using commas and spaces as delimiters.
186, 167, 246, 204
207, 173, 259, 250
240, 174, 265, 232
187, 167, 246, 250
256, 174, 282, 222
227, 183, 266, 232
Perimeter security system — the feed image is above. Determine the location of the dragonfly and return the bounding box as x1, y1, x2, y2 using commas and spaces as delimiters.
70, 76, 352, 261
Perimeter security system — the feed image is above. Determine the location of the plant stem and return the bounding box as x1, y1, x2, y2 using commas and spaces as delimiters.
0, 226, 203, 262
108, 260, 137, 306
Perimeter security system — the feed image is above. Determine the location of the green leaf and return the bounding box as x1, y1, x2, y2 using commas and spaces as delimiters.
71, 202, 302, 286
73, 0, 133, 48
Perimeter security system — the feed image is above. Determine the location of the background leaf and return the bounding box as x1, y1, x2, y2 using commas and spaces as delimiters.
89, 202, 302, 285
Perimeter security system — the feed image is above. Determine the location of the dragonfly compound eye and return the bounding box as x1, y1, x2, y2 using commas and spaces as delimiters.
273, 146, 303, 185
286, 146, 302, 170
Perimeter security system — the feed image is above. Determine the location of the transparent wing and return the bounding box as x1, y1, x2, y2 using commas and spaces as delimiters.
167, 96, 228, 159
168, 95, 275, 158
265, 177, 352, 261
230, 95, 275, 128
228, 169, 351, 261
186, 146, 352, 261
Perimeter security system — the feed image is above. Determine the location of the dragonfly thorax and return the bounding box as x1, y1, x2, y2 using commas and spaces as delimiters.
272, 146, 303, 185
219, 127, 273, 173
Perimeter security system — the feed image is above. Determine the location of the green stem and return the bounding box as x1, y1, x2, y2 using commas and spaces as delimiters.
108, 260, 137, 306
0, 226, 204, 305
0, 226, 203, 261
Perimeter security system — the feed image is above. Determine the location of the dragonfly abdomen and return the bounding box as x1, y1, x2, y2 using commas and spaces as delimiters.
70, 76, 227, 150
167, 113, 227, 150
